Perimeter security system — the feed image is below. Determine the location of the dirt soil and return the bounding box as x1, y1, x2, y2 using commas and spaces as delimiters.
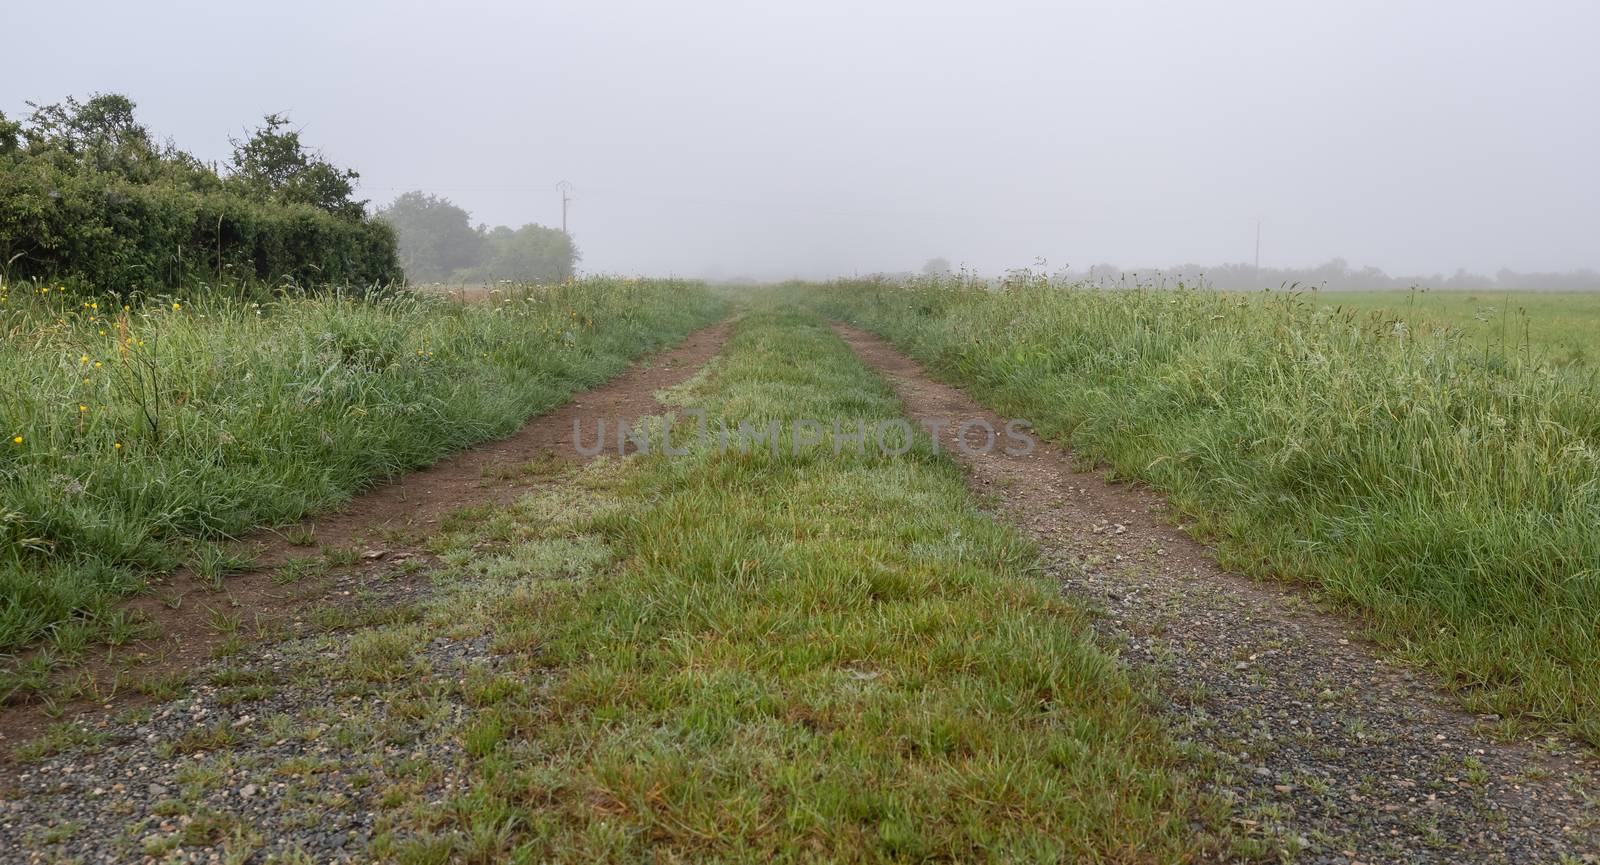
0, 319, 734, 757
833, 322, 1599, 865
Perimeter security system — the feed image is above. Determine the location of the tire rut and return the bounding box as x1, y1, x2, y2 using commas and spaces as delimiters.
0, 317, 736, 758
833, 321, 1599, 865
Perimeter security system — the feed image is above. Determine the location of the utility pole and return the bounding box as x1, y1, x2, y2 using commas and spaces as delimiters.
556, 180, 574, 236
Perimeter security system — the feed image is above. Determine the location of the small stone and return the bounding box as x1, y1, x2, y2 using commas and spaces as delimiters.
148, 783, 168, 798
240, 783, 259, 799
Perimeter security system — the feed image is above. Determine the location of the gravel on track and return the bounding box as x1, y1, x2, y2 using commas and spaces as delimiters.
834, 321, 1599, 865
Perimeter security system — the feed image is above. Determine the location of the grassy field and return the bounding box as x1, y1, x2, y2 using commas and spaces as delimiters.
351, 308, 1227, 862
810, 277, 1600, 746
0, 279, 722, 660
1305, 289, 1600, 368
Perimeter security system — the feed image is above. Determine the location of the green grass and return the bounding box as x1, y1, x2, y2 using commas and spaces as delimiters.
358, 309, 1227, 862
808, 277, 1600, 748
1304, 288, 1600, 368
0, 278, 723, 655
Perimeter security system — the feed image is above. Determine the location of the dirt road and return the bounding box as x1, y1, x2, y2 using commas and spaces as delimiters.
0, 319, 736, 755
834, 321, 1598, 864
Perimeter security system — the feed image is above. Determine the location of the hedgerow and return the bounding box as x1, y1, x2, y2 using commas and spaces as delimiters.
0, 94, 400, 295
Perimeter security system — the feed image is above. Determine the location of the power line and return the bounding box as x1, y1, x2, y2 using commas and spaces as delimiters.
363, 180, 979, 226
360, 184, 560, 192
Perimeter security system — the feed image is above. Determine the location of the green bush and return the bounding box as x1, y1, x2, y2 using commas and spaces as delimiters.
0, 94, 401, 295
0, 173, 401, 292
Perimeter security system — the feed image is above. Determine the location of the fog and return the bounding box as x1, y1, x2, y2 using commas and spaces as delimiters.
5, 0, 1597, 282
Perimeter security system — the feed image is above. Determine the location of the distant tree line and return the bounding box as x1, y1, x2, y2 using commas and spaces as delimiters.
377, 191, 578, 284
889, 257, 1600, 293
1054, 259, 1600, 293
0, 93, 400, 295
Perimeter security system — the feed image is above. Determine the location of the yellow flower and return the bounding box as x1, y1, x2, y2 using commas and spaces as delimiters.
172, 302, 182, 311
11, 436, 21, 444
79, 404, 88, 413
80, 355, 90, 364
93, 361, 102, 369
114, 442, 122, 450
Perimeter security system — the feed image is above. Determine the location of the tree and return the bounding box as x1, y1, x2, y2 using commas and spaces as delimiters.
473, 223, 579, 282
25, 93, 147, 152
376, 192, 580, 284
0, 112, 20, 156
227, 113, 365, 219
375, 192, 484, 282
921, 257, 952, 277
20, 93, 163, 179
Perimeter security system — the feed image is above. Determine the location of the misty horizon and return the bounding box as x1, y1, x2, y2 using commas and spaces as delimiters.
6, 0, 1596, 283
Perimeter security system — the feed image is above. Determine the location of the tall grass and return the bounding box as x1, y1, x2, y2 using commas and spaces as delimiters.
810, 275, 1600, 746
0, 278, 723, 654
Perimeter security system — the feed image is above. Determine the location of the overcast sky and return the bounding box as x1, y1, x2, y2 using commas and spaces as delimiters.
5, 0, 1597, 279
